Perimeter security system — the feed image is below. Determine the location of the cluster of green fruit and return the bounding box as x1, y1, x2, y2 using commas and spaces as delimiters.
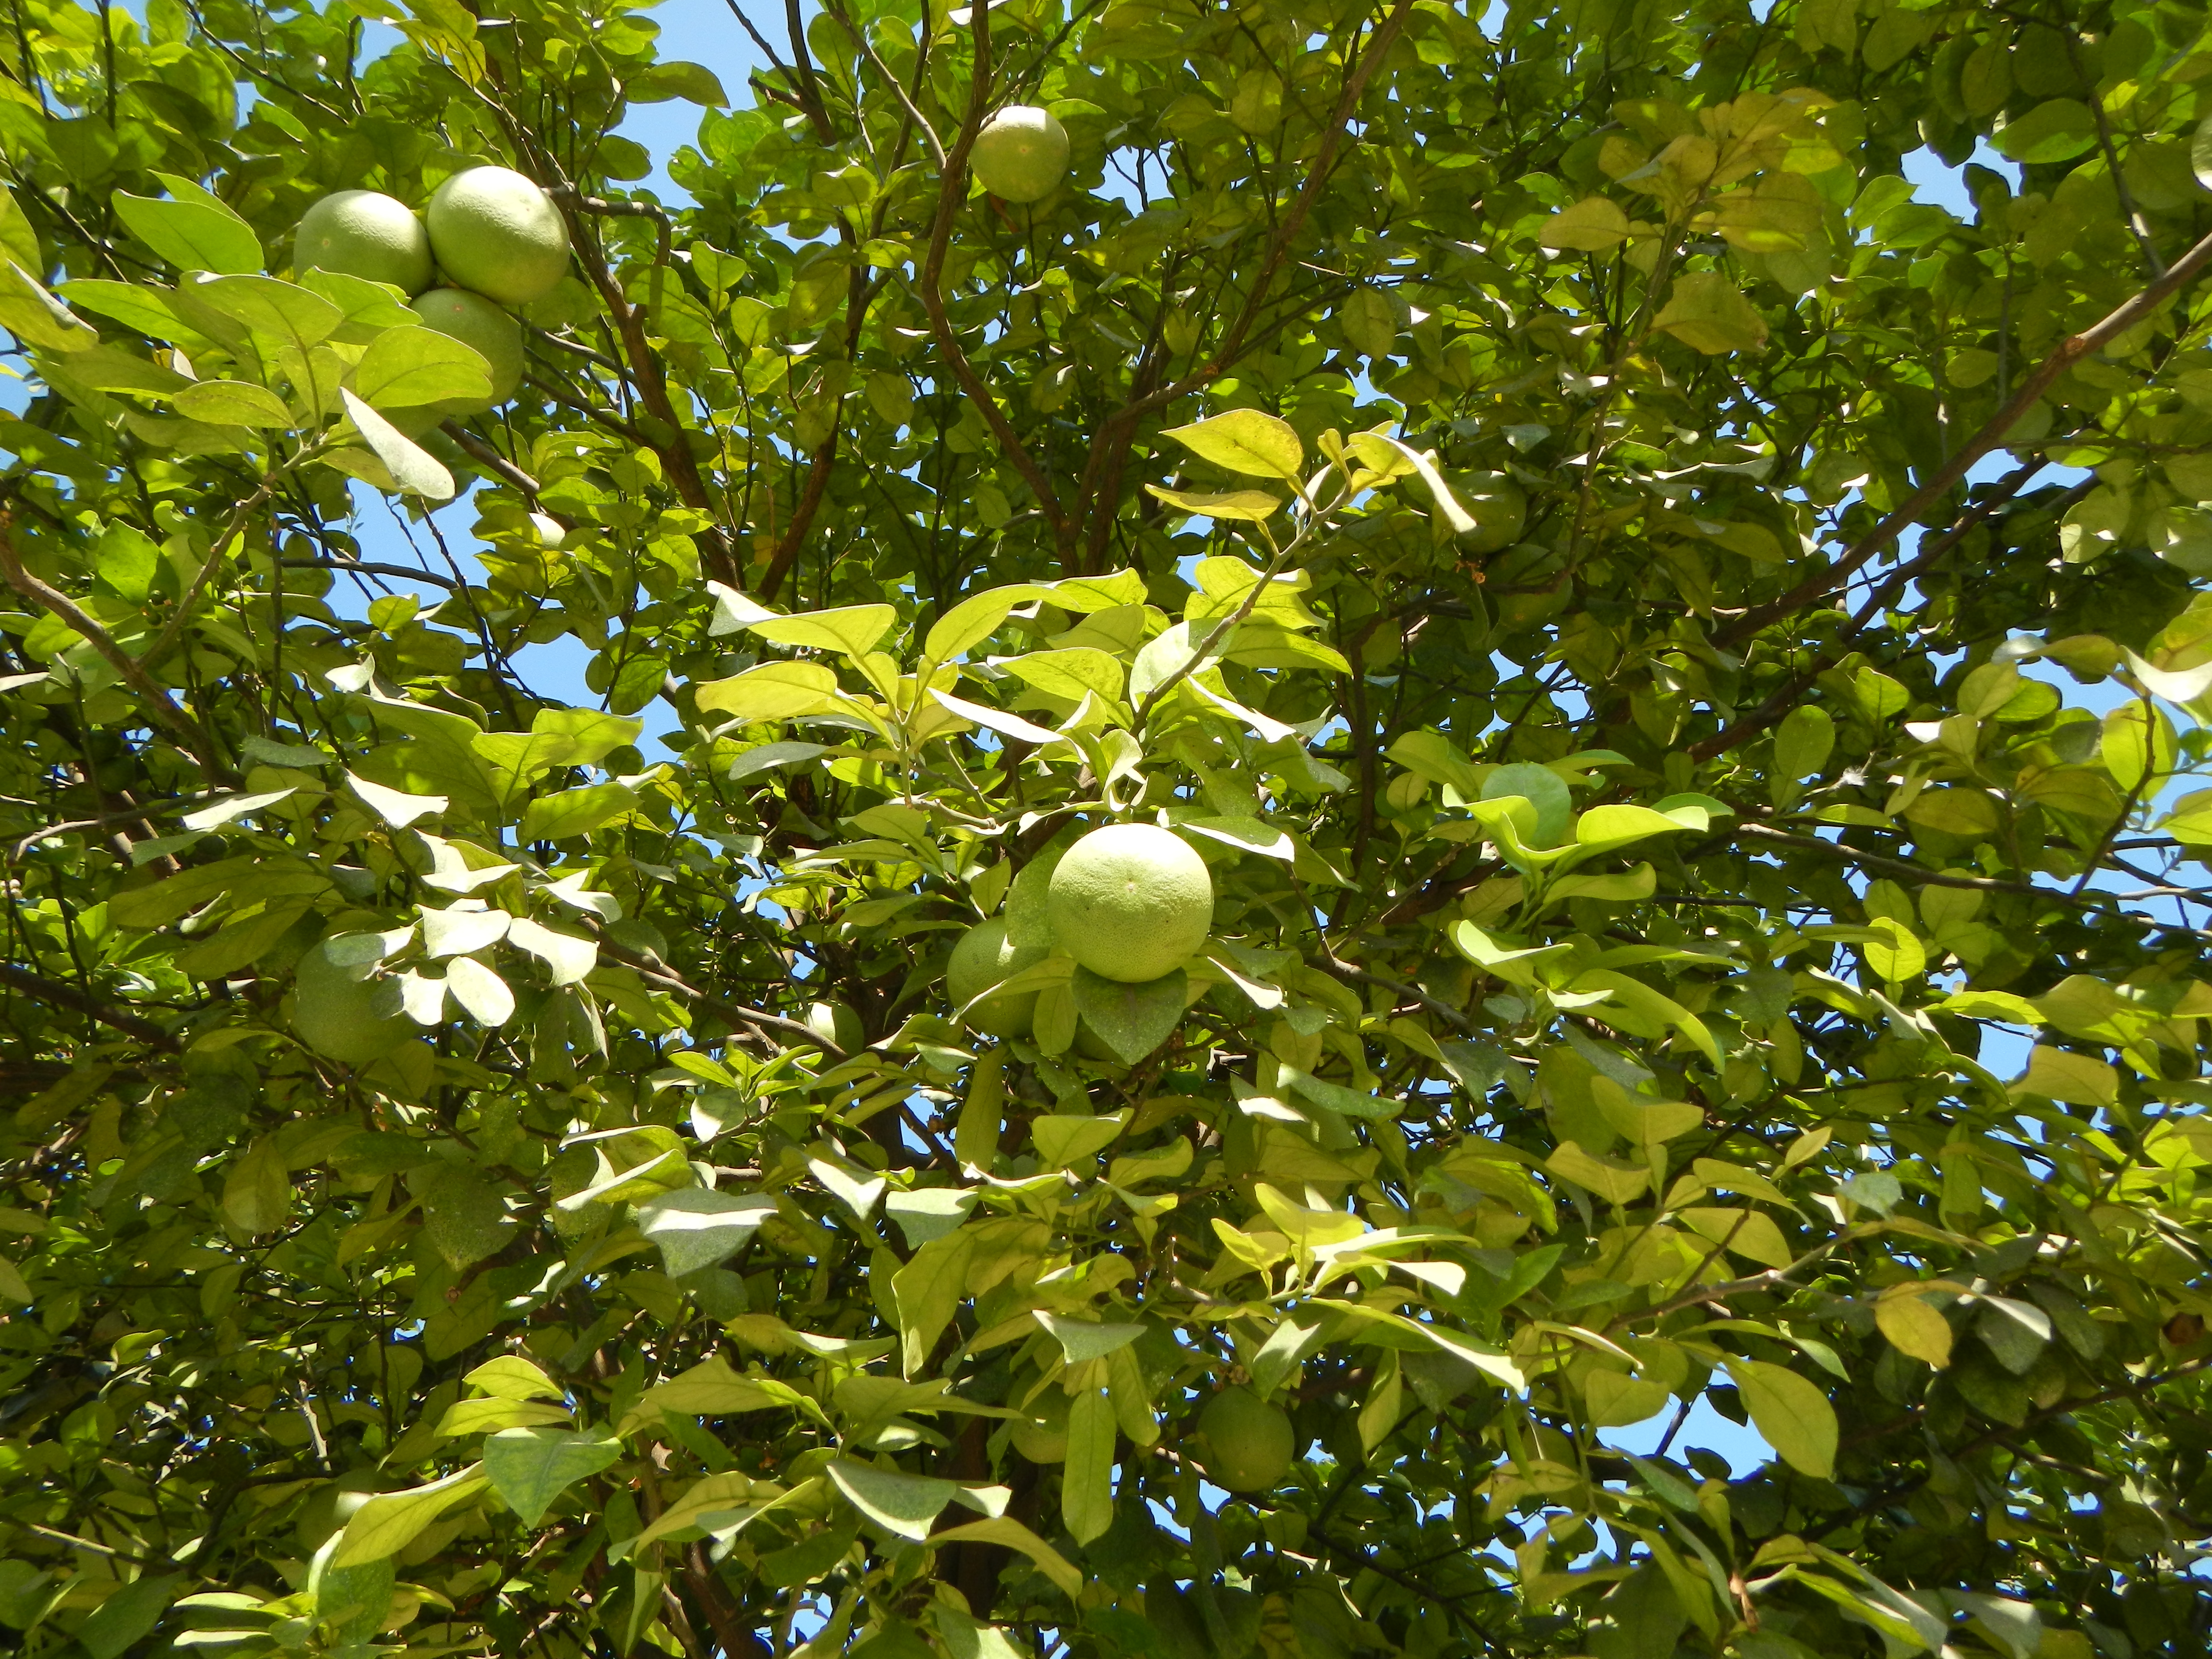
948, 823, 1213, 1039
293, 165, 570, 422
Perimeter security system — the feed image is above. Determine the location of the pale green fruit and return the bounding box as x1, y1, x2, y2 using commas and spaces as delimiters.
1045, 824, 1213, 984
291, 940, 412, 1065
1198, 1386, 1295, 1492
295, 190, 432, 293
947, 918, 1047, 1037
409, 287, 524, 412
1455, 470, 1529, 554
970, 105, 1070, 203
425, 166, 570, 306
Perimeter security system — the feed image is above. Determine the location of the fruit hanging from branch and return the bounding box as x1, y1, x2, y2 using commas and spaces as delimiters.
293, 188, 432, 292
1046, 822, 1214, 985
969, 105, 1070, 204
425, 165, 571, 306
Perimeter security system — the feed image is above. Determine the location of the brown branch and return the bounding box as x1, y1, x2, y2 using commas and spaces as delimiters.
1069, 0, 1415, 561
757, 424, 840, 603
0, 507, 231, 782
1718, 222, 2212, 646
0, 962, 180, 1050
1731, 821, 2109, 905
1689, 461, 2048, 760
915, 3, 1071, 551
438, 421, 544, 496
597, 942, 848, 1058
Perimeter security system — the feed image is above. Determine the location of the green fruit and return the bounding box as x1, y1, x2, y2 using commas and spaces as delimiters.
294, 190, 432, 293
292, 940, 413, 1065
1455, 470, 1528, 554
1046, 824, 1213, 984
425, 165, 569, 306
1198, 1386, 1295, 1492
970, 105, 1070, 203
409, 287, 524, 411
947, 918, 1047, 1036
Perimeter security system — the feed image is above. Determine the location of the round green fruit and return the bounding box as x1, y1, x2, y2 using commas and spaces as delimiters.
947, 918, 1048, 1037
409, 287, 524, 411
1455, 470, 1528, 554
970, 105, 1070, 204
1198, 1386, 1295, 1492
425, 165, 570, 306
292, 940, 413, 1065
294, 190, 432, 293
1046, 824, 1213, 984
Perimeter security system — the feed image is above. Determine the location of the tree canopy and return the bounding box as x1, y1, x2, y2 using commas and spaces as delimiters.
4, 0, 2212, 1656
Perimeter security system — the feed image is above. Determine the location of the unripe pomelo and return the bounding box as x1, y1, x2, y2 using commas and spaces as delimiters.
425, 166, 570, 306
1456, 470, 1528, 554
295, 190, 432, 293
1045, 824, 1212, 984
409, 287, 524, 411
1197, 1386, 1295, 1492
970, 105, 1070, 203
292, 940, 413, 1065
948, 918, 1048, 1036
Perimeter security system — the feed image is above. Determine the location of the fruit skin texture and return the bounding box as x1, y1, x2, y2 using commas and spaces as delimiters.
1046, 824, 1213, 984
1456, 470, 1528, 554
425, 166, 570, 306
947, 918, 1048, 1036
409, 287, 524, 411
292, 940, 414, 1064
969, 105, 1070, 203
1198, 1386, 1295, 1492
295, 190, 433, 293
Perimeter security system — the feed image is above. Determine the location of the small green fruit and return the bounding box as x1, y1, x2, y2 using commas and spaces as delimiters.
947, 918, 1048, 1037
1046, 824, 1213, 984
425, 165, 569, 306
409, 287, 524, 412
1455, 470, 1528, 554
970, 105, 1071, 204
292, 940, 413, 1066
1198, 1385, 1295, 1492
295, 190, 432, 293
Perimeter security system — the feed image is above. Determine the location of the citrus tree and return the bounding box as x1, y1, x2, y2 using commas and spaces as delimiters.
5, 0, 2212, 1655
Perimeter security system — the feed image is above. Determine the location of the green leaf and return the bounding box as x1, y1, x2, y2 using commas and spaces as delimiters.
332, 1465, 490, 1566
1655, 272, 1767, 354
694, 661, 846, 721
484, 1429, 622, 1528
924, 584, 1046, 662
1161, 409, 1304, 480
827, 1459, 959, 1541
186, 274, 344, 352
1143, 484, 1285, 522
352, 325, 493, 408
173, 379, 294, 428
635, 1190, 778, 1277
79, 1576, 181, 1659
1031, 1112, 1130, 1168
1993, 98, 2099, 164
340, 387, 456, 500
627, 59, 729, 105
1001, 647, 1126, 703
1061, 1384, 1115, 1543
748, 604, 898, 658
1035, 1311, 1146, 1363
519, 781, 638, 842
1723, 1358, 1836, 1479
111, 182, 264, 275
1539, 195, 1631, 252
0, 260, 97, 353
1485, 762, 1572, 845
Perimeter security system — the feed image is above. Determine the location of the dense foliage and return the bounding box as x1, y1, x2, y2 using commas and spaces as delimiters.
4, 0, 2212, 1656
